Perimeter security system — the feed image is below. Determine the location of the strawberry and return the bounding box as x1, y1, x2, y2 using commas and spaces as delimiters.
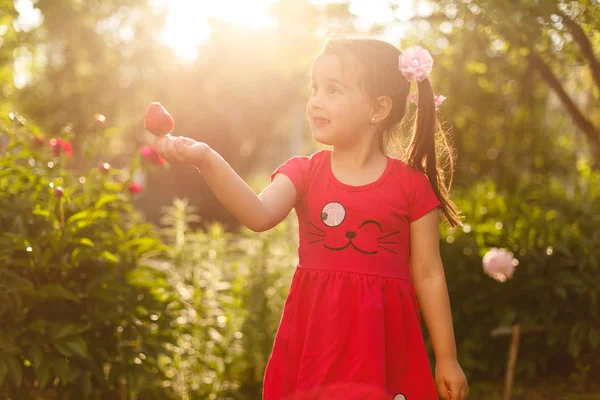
144, 102, 174, 136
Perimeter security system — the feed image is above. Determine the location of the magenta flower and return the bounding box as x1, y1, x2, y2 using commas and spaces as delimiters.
49, 138, 73, 159
398, 46, 433, 83
139, 145, 165, 165
482, 248, 517, 282
127, 182, 143, 194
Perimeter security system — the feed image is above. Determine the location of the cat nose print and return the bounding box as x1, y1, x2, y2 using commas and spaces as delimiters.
345, 231, 356, 239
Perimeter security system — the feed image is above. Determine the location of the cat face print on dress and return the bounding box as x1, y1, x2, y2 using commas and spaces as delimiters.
308, 201, 400, 254
393, 394, 407, 400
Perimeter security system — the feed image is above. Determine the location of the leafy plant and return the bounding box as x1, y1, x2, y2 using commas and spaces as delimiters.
0, 113, 177, 399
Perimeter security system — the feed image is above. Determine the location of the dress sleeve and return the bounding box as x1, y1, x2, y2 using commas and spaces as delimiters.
408, 168, 441, 222
270, 156, 309, 203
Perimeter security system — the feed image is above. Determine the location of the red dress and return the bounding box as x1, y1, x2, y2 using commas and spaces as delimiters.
263, 149, 441, 400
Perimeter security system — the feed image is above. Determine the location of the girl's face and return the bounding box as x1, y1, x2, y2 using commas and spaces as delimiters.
307, 54, 373, 146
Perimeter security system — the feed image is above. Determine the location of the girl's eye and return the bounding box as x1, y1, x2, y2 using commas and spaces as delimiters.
327, 86, 339, 95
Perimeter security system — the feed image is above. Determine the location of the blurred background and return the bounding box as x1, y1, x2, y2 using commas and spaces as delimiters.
0, 0, 599, 399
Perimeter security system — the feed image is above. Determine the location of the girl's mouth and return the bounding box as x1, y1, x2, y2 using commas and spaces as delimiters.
313, 117, 330, 127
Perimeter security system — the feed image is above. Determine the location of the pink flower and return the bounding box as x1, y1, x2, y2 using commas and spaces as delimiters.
434, 95, 446, 110
127, 182, 143, 194
139, 145, 165, 165
49, 138, 73, 159
398, 46, 433, 83
407, 92, 447, 110
482, 248, 517, 282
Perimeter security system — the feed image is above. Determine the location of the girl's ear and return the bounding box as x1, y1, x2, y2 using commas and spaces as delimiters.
371, 95, 393, 123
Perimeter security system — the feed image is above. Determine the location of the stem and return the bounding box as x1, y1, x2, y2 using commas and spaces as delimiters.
503, 324, 521, 400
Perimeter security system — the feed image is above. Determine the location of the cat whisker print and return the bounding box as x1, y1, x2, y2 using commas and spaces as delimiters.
309, 202, 401, 254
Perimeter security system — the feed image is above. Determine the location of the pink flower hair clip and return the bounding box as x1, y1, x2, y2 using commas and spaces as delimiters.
398, 46, 433, 83
407, 93, 447, 110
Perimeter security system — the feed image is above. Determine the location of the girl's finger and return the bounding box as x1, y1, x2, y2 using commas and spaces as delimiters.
174, 136, 190, 153
448, 382, 461, 400
166, 136, 185, 163
154, 135, 168, 156
437, 380, 450, 400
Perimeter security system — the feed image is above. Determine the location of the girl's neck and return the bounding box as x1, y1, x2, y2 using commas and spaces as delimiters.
329, 145, 386, 172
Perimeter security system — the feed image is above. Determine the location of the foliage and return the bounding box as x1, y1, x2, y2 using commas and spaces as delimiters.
436, 159, 600, 382
151, 198, 298, 399
0, 114, 177, 399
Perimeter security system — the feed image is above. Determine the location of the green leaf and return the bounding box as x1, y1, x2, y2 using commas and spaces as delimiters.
29, 345, 43, 369
38, 284, 80, 303
28, 319, 50, 334
66, 210, 108, 228
100, 250, 119, 263
94, 194, 123, 209
35, 358, 53, 389
54, 357, 69, 383
0, 267, 34, 294
590, 328, 600, 349
0, 362, 7, 387
54, 337, 91, 359
32, 208, 51, 219
554, 286, 567, 300
76, 238, 95, 247
5, 356, 22, 387
80, 372, 92, 400
0, 330, 20, 355
50, 323, 92, 341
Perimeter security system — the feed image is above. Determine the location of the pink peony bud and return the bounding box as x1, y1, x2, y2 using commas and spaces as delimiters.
99, 163, 110, 174
55, 186, 64, 197
482, 247, 517, 282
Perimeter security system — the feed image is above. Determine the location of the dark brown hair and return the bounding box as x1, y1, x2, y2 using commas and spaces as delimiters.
320, 36, 462, 227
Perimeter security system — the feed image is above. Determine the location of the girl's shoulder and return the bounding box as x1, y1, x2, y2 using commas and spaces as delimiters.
387, 157, 425, 182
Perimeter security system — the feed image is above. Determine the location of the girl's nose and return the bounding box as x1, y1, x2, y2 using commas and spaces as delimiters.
308, 95, 324, 111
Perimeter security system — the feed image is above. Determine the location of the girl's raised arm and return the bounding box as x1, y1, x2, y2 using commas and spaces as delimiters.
156, 135, 297, 232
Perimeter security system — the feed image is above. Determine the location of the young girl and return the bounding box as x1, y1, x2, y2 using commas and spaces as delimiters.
155, 37, 469, 400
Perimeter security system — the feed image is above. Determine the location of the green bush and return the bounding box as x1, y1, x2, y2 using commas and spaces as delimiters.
2, 111, 598, 399
154, 198, 298, 399
438, 162, 600, 382
0, 113, 177, 399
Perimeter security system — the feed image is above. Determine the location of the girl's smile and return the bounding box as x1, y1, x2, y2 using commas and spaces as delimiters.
312, 116, 330, 128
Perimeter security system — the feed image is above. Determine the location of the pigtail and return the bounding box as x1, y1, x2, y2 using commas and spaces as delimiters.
408, 76, 462, 227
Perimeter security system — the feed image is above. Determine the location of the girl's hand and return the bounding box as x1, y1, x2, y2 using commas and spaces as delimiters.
435, 357, 469, 400
154, 134, 210, 167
